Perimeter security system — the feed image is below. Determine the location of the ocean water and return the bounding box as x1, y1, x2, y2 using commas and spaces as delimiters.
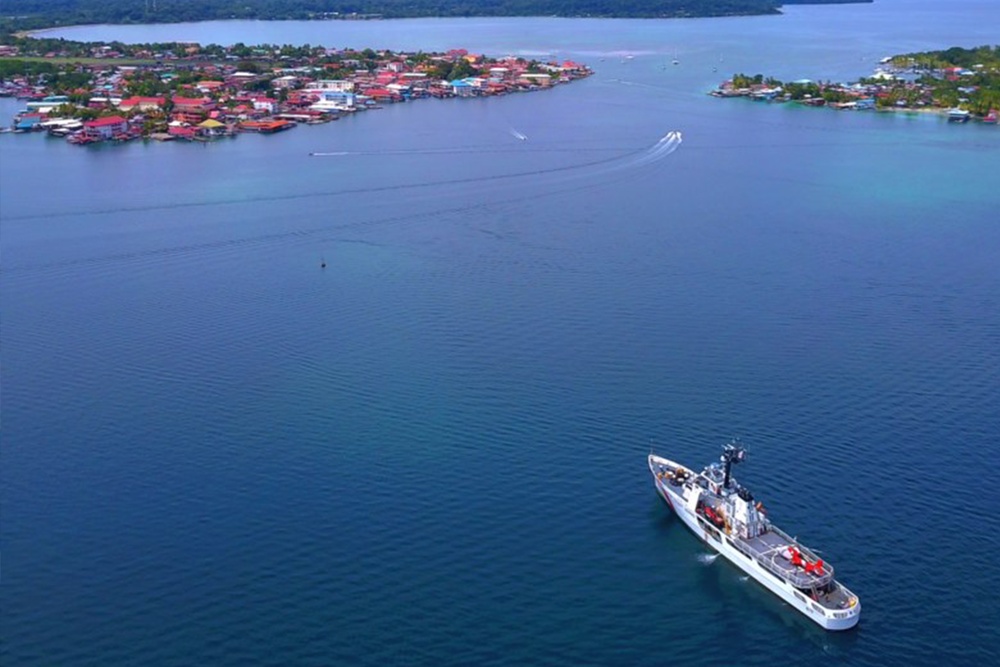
3, 1, 1000, 664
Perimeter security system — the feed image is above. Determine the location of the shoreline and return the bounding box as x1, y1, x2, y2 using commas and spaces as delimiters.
712, 94, 997, 125
711, 52, 1000, 125
2, 2, 806, 35
712, 94, 989, 119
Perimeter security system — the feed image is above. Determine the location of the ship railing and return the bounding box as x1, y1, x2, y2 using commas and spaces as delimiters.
736, 526, 835, 588
768, 525, 830, 571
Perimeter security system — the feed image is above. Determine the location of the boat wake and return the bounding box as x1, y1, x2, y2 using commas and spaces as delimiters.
8, 130, 685, 247
611, 130, 683, 171
655, 130, 683, 156
616, 79, 667, 91
697, 553, 719, 565
508, 128, 528, 141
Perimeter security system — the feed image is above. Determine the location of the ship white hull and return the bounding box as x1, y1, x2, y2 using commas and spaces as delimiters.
651, 455, 860, 631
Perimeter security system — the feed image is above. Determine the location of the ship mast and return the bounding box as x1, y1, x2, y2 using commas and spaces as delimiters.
721, 441, 747, 489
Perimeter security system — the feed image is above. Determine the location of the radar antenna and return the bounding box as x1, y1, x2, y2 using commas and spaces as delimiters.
720, 440, 747, 489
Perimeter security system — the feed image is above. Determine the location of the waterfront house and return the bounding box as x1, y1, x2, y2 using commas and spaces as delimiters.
197, 118, 228, 136
82, 115, 129, 140
14, 113, 45, 131
518, 73, 552, 87
386, 82, 411, 96
947, 108, 971, 122
749, 86, 782, 101
167, 122, 198, 139
560, 60, 588, 75
308, 90, 356, 111
358, 86, 399, 103
450, 79, 476, 97
239, 119, 295, 133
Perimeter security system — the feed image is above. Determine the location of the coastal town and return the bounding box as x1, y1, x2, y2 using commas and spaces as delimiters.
0, 39, 592, 144
711, 45, 999, 124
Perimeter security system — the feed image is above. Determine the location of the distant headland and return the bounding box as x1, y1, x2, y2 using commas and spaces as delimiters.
0, 0, 873, 32
0, 37, 592, 144
712, 45, 1000, 124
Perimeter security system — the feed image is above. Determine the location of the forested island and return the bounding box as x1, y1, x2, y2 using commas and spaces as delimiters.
1, 0, 871, 32
712, 45, 1000, 122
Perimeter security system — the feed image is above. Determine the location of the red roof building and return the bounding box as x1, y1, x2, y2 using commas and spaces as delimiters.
167, 125, 198, 139
171, 96, 216, 112
82, 115, 129, 140
364, 88, 402, 102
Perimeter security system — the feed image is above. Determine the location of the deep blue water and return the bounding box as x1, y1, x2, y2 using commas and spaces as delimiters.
3, 1, 1000, 664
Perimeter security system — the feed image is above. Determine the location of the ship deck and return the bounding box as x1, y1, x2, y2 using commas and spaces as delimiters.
735, 529, 854, 609
739, 528, 829, 584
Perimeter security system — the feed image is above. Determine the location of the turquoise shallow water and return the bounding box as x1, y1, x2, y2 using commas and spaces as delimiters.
3, 1, 1000, 664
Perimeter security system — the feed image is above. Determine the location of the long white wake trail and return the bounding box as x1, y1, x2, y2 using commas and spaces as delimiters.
630, 130, 683, 168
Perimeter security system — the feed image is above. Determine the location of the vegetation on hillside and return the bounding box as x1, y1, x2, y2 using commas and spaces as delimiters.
889, 45, 1000, 71
888, 45, 1000, 114
0, 0, 873, 33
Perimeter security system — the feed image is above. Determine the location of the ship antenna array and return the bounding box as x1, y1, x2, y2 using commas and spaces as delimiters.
721, 439, 747, 488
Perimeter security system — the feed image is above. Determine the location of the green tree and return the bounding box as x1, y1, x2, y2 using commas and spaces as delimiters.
236, 60, 261, 73
448, 58, 476, 81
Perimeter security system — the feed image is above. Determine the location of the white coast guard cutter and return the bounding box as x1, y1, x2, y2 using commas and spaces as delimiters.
649, 442, 860, 630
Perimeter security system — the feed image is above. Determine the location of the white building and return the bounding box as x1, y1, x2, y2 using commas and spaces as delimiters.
304, 80, 355, 94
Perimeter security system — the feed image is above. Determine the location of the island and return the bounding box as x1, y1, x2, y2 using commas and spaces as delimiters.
0, 38, 592, 143
711, 45, 1000, 124
0, 0, 873, 31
